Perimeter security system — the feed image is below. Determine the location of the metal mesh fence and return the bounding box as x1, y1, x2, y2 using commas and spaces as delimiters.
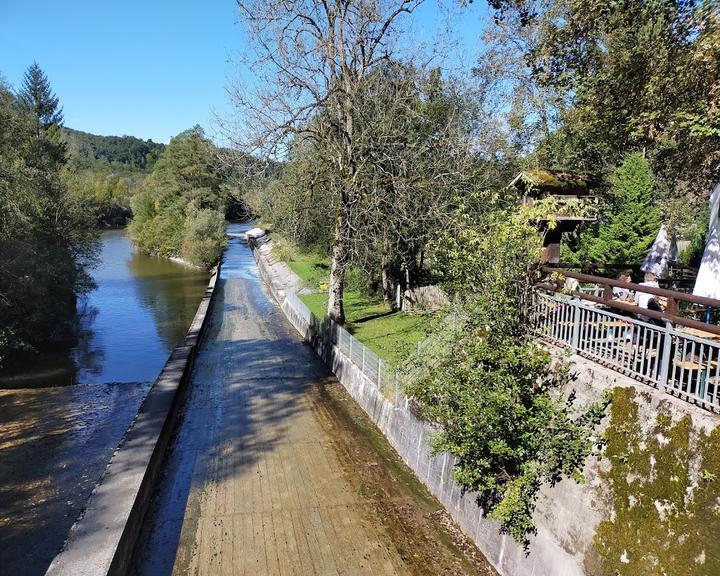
283, 292, 409, 401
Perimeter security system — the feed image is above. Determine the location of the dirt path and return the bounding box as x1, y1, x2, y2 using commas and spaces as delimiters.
132, 238, 494, 576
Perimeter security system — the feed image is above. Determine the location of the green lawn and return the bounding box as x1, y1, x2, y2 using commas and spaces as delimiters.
300, 291, 432, 367
271, 235, 433, 366
273, 244, 330, 289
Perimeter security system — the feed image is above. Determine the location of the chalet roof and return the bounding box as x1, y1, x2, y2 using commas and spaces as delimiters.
509, 169, 594, 196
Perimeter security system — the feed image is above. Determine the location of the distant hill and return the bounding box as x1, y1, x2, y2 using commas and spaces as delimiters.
63, 127, 165, 172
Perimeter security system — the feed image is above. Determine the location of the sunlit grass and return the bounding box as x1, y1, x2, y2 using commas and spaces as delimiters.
270, 234, 434, 366
272, 241, 330, 289
300, 291, 432, 367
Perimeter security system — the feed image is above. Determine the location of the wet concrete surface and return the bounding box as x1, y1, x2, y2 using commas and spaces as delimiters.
0, 381, 150, 575
131, 228, 493, 575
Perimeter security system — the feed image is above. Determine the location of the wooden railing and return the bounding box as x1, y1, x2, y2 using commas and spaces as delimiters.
539, 267, 720, 336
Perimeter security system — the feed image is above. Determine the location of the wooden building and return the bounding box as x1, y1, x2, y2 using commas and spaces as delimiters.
509, 169, 597, 263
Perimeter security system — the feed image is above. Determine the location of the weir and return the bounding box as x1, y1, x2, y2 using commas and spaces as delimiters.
249, 230, 720, 576
44, 224, 720, 576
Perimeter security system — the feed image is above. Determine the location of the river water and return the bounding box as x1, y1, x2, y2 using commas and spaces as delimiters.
0, 229, 210, 575
0, 229, 209, 388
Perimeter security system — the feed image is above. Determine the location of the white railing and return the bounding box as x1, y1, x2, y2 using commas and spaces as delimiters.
532, 291, 720, 411
283, 292, 401, 400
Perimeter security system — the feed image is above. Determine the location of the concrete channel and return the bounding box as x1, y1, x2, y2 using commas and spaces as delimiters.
126, 222, 493, 575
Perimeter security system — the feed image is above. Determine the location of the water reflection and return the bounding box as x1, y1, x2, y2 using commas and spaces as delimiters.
127, 256, 209, 351
0, 229, 208, 388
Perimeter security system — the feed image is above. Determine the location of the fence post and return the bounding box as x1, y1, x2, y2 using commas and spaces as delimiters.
658, 320, 673, 390
394, 371, 400, 406
571, 300, 581, 350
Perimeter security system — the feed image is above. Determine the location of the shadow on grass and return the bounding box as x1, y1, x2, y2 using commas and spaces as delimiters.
352, 309, 397, 324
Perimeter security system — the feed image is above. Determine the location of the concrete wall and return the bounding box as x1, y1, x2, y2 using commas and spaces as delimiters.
46, 264, 221, 576
254, 242, 720, 576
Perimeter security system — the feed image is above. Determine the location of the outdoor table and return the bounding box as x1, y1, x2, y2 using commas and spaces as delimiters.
672, 327, 720, 401
678, 327, 720, 341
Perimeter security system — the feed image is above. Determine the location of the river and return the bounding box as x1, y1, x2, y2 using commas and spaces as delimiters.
0, 229, 210, 576
0, 229, 209, 389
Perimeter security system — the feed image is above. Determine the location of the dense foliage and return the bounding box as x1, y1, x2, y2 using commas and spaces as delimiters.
129, 127, 228, 268
0, 66, 97, 365
61, 169, 141, 227
565, 152, 662, 264
406, 199, 609, 543
248, 65, 482, 304
480, 0, 719, 232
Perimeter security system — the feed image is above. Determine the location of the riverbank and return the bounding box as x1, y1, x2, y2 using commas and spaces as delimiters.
46, 262, 221, 576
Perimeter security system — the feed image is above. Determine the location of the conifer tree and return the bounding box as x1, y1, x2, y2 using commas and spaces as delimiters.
582, 152, 662, 264
18, 62, 63, 128
17, 61, 66, 168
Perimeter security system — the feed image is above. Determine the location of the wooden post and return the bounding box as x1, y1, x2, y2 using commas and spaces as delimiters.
541, 228, 563, 264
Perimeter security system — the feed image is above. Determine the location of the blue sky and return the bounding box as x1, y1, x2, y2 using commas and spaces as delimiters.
0, 1, 488, 144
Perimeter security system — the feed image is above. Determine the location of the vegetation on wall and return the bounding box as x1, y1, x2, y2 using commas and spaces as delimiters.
129, 126, 228, 269
405, 199, 610, 544
594, 387, 720, 575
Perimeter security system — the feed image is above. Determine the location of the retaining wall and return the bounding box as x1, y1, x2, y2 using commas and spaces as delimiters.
253, 241, 720, 575
46, 264, 221, 576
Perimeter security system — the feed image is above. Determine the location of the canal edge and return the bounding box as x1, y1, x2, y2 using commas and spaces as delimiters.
44, 262, 222, 576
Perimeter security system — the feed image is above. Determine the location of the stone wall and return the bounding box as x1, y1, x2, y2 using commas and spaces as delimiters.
45, 264, 221, 576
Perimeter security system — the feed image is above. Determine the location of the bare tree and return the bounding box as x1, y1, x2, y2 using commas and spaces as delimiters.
347, 64, 483, 306
226, 0, 427, 323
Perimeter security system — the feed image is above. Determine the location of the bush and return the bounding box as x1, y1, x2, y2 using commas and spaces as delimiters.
405, 198, 609, 545
182, 208, 227, 268
128, 127, 228, 269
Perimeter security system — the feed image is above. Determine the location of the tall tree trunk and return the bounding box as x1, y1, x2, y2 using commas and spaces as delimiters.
381, 243, 391, 306
327, 212, 349, 324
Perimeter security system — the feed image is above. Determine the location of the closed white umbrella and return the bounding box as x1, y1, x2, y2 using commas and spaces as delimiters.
693, 182, 720, 300
641, 223, 673, 279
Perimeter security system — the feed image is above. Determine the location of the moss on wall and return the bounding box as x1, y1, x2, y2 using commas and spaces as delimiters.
594, 387, 720, 575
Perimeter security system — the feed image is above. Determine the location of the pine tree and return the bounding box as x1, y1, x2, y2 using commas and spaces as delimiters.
18, 62, 62, 128
17, 62, 66, 168
582, 152, 662, 264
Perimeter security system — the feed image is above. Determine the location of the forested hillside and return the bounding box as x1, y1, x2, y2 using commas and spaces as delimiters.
59, 128, 165, 227
63, 127, 164, 173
